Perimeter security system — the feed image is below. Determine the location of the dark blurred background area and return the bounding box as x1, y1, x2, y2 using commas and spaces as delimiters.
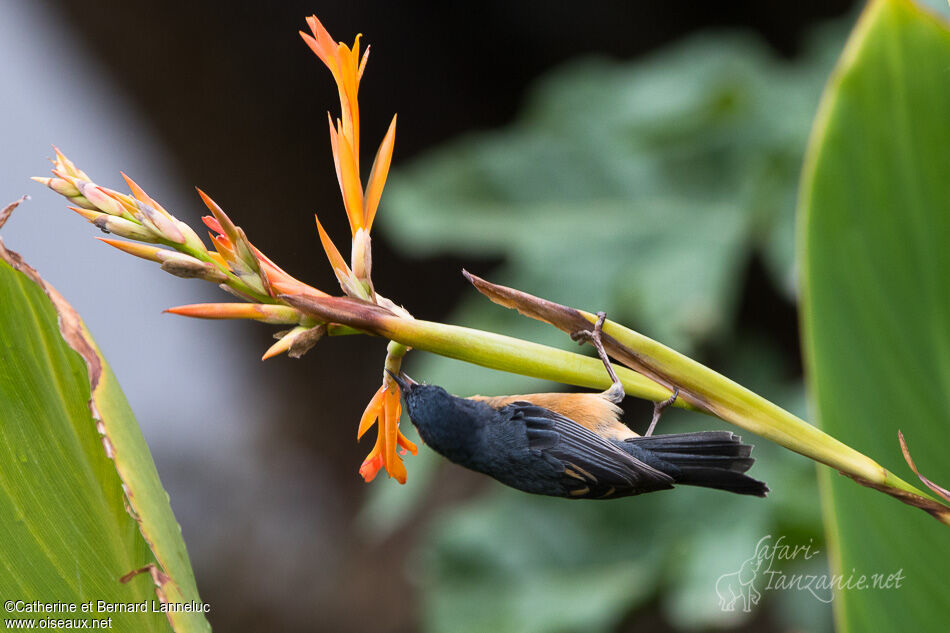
0, 1, 862, 631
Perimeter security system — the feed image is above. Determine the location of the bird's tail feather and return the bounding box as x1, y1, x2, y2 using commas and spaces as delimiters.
625, 431, 768, 497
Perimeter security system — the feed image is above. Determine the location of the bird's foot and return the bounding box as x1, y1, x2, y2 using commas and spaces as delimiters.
645, 387, 679, 436
571, 312, 624, 404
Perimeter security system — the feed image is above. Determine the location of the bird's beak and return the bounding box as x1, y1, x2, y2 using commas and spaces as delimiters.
386, 370, 418, 393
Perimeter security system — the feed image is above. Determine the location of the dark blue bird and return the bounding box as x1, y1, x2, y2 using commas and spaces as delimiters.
388, 311, 767, 499
391, 374, 767, 499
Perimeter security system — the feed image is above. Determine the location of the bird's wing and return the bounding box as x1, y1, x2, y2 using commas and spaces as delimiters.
502, 402, 674, 498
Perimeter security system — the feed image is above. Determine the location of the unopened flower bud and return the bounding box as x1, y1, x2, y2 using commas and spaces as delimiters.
51, 146, 90, 180
176, 220, 207, 254
78, 183, 129, 218
32, 176, 80, 198
135, 200, 185, 244
157, 251, 226, 282
93, 215, 159, 242
351, 227, 372, 282
262, 324, 326, 360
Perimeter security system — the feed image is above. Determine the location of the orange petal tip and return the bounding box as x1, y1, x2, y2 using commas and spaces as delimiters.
359, 455, 384, 482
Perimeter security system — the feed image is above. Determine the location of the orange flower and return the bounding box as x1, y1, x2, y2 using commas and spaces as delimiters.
301, 15, 416, 483
301, 16, 397, 285
358, 382, 418, 484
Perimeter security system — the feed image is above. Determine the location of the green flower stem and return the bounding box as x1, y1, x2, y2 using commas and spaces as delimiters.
593, 313, 914, 488
385, 320, 677, 401
600, 313, 947, 522
282, 294, 692, 408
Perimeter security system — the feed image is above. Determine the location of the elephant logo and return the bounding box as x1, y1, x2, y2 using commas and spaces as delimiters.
715, 536, 774, 612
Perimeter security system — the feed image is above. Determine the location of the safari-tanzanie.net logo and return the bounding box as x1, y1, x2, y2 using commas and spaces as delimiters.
715, 535, 905, 612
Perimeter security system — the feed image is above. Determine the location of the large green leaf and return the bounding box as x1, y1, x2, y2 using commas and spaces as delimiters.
800, 1, 950, 631
0, 199, 209, 632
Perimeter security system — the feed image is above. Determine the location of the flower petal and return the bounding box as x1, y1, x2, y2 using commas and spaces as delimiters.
363, 114, 397, 232
314, 213, 353, 277
358, 387, 385, 439
333, 121, 365, 232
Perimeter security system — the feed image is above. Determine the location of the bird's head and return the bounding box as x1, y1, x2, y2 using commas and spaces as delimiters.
387, 371, 490, 461
388, 370, 453, 426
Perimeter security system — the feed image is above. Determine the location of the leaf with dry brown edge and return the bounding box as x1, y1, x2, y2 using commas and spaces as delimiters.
0, 198, 209, 632
899, 431, 950, 505
463, 271, 950, 524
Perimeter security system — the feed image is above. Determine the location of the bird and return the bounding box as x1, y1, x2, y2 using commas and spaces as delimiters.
389, 313, 768, 499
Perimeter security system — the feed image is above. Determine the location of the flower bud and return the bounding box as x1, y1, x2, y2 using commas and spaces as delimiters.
157, 251, 227, 282
176, 219, 208, 254
135, 200, 185, 244
32, 176, 80, 198
78, 183, 129, 218
93, 215, 159, 242
351, 227, 372, 282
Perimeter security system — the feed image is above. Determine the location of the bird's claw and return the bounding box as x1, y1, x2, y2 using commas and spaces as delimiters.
645, 387, 679, 436
571, 311, 607, 345
572, 312, 624, 404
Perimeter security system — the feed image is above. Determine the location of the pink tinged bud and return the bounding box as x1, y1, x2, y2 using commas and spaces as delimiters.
135, 200, 185, 244
77, 183, 128, 217
97, 189, 140, 222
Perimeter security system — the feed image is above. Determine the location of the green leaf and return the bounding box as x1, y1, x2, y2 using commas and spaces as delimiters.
800, 1, 950, 631
0, 199, 208, 632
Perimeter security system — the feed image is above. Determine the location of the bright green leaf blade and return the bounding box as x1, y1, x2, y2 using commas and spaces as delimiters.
800, 1, 950, 631
0, 202, 208, 632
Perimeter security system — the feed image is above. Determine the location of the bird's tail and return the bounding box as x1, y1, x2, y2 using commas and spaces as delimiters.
624, 431, 768, 497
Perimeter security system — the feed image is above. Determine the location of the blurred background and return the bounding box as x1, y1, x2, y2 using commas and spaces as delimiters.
0, 1, 868, 631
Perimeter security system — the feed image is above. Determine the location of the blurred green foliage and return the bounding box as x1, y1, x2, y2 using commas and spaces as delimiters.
373, 21, 847, 633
